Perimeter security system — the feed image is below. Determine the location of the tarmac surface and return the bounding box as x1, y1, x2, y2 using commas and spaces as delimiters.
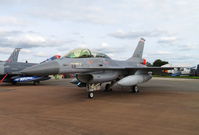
0, 77, 199, 135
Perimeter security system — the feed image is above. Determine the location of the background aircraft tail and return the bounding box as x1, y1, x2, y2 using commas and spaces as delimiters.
127, 38, 145, 63
6, 48, 21, 63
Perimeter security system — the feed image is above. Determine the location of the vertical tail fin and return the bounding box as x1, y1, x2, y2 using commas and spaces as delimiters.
127, 38, 145, 63
7, 48, 21, 63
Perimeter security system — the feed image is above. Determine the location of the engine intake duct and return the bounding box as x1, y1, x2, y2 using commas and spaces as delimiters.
76, 71, 119, 83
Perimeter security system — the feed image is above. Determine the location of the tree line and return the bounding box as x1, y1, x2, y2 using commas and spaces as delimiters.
147, 59, 169, 67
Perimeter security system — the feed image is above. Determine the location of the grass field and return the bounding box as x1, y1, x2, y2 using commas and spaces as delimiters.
153, 75, 199, 79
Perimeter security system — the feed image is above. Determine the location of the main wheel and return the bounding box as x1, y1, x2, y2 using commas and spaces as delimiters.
33, 81, 40, 85
104, 84, 112, 92
12, 82, 17, 85
88, 92, 94, 99
131, 85, 139, 93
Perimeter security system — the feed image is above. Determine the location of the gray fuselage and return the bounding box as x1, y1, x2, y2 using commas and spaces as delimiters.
0, 61, 36, 75
23, 57, 147, 75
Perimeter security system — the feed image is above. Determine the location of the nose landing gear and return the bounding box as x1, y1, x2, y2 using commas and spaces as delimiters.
88, 92, 94, 98
131, 85, 139, 93
86, 83, 101, 99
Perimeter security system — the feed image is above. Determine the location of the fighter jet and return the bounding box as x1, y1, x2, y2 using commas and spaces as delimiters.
22, 38, 173, 98
0, 48, 59, 85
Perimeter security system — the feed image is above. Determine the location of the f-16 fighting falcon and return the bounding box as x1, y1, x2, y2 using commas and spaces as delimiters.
0, 48, 60, 85
22, 38, 173, 98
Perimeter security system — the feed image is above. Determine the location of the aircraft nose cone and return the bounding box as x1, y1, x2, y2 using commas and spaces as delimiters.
22, 61, 60, 75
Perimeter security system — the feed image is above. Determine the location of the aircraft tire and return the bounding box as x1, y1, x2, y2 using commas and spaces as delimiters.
88, 92, 94, 99
33, 81, 40, 85
12, 82, 17, 85
131, 85, 139, 93
104, 84, 112, 92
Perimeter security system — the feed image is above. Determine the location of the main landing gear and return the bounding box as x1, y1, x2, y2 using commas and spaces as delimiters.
130, 85, 139, 93
104, 84, 112, 92
33, 81, 40, 85
12, 81, 17, 85
86, 83, 139, 99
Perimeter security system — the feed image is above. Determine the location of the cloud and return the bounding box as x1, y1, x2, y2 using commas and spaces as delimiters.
93, 42, 117, 53
0, 47, 13, 54
34, 52, 49, 57
21, 49, 32, 53
157, 36, 177, 44
0, 47, 32, 61
152, 50, 172, 55
90, 42, 131, 59
29, 5, 114, 24
178, 44, 199, 51
109, 30, 169, 39
0, 16, 25, 26
0, 30, 61, 48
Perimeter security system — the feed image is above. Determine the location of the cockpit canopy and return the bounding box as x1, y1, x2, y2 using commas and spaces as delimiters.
64, 48, 110, 59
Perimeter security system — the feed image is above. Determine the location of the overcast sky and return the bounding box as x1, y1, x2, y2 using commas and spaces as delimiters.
0, 0, 198, 66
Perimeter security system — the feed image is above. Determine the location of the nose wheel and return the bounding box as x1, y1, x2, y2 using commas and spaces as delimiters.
86, 83, 101, 99
87, 84, 95, 99
88, 92, 94, 99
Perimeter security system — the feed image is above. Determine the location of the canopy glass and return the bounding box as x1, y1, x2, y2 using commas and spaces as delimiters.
64, 48, 110, 59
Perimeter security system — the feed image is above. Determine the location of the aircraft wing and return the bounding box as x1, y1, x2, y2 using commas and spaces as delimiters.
75, 66, 174, 71
125, 67, 174, 74
74, 66, 174, 74
126, 67, 174, 71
